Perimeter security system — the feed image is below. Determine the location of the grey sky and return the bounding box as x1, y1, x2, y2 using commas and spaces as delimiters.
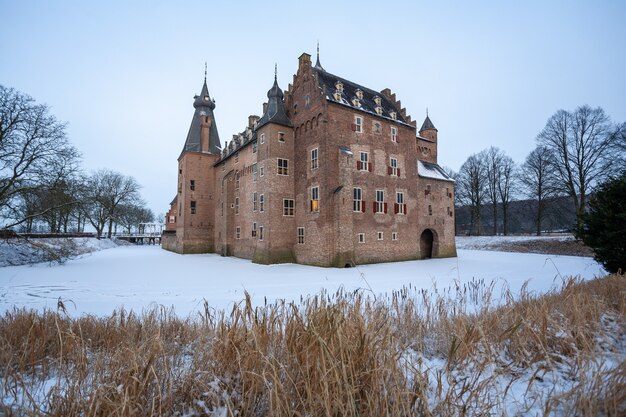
1, 0, 624, 216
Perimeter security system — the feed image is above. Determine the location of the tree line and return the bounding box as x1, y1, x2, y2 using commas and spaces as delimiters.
0, 85, 154, 238
452, 105, 625, 236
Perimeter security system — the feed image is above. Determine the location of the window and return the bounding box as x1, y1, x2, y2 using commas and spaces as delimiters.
390, 111, 397, 120
335, 81, 344, 92
297, 227, 305, 244
278, 158, 289, 176
377, 232, 383, 241
252, 142, 257, 153
252, 222, 257, 238
253, 163, 258, 181
447, 206, 453, 217
392, 232, 398, 241
358, 233, 365, 243
235, 173, 240, 190
305, 95, 310, 109
425, 185, 431, 196
357, 152, 370, 171
391, 127, 397, 142
353, 116, 363, 133
353, 187, 363, 212
375, 190, 386, 213
428, 205, 433, 216
260, 194, 265, 212
333, 92, 342, 101
283, 199, 295, 216
355, 89, 363, 100
253, 192, 257, 211
389, 158, 398, 176
310, 186, 320, 212
395, 192, 406, 215
235, 197, 239, 215
374, 96, 382, 106
260, 165, 264, 177
311, 148, 319, 170
446, 187, 452, 198
235, 226, 241, 239
190, 201, 196, 214
260, 133, 265, 144
375, 106, 383, 115
278, 132, 285, 142
259, 226, 264, 241
190, 180, 195, 191
168, 216, 175, 223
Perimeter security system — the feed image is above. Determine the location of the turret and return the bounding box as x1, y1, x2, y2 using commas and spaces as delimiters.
181, 68, 221, 155
419, 114, 438, 142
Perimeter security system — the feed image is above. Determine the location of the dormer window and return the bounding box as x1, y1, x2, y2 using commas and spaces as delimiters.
390, 111, 397, 120
375, 106, 383, 115
355, 89, 363, 100
374, 96, 382, 106
333, 92, 342, 101
335, 81, 344, 92
352, 98, 361, 108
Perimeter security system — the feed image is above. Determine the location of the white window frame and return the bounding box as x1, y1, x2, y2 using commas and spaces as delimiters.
277, 158, 289, 176
392, 232, 398, 241
235, 226, 241, 240
278, 131, 285, 142
259, 226, 264, 241
359, 152, 369, 171
252, 222, 257, 238
311, 186, 319, 212
354, 116, 363, 133
253, 192, 257, 212
391, 126, 397, 142
358, 233, 365, 243
260, 133, 265, 144
235, 197, 239, 215
311, 148, 319, 170
353, 187, 362, 212
377, 231, 383, 241
260, 164, 264, 177
396, 192, 406, 215
390, 158, 398, 176
297, 227, 305, 244
260, 194, 265, 212
375, 190, 385, 213
283, 198, 295, 216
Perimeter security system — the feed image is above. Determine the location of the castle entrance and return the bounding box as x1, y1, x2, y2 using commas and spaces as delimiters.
420, 229, 434, 259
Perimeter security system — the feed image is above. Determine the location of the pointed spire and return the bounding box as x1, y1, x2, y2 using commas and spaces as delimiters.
314, 41, 325, 71
274, 62, 277, 81
256, 65, 292, 130
204, 62, 207, 84
420, 111, 437, 132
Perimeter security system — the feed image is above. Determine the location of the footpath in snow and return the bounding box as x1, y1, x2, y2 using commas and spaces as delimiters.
0, 242, 604, 316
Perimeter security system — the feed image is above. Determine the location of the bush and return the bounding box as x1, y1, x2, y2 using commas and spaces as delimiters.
576, 172, 626, 273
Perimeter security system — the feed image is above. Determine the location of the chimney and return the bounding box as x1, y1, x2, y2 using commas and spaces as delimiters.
248, 115, 260, 128
298, 52, 311, 73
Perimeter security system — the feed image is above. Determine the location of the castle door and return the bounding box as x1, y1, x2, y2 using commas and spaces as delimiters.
420, 229, 434, 259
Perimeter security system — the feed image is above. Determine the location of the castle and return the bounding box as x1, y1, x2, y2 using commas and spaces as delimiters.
162, 51, 457, 267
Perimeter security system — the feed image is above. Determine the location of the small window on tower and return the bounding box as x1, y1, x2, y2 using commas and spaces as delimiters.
190, 201, 196, 215
190, 180, 195, 191
278, 132, 285, 142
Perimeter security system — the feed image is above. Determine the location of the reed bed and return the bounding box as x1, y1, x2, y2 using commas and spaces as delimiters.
1, 273, 624, 416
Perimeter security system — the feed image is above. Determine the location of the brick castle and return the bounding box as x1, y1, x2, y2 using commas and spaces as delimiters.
162, 51, 457, 267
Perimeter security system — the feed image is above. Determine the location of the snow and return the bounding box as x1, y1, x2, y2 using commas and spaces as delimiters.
456, 234, 574, 250
0, 243, 604, 317
417, 160, 454, 182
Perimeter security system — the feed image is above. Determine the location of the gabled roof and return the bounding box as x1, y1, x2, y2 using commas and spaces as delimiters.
181, 80, 221, 155
314, 67, 409, 124
418, 160, 454, 182
420, 115, 437, 132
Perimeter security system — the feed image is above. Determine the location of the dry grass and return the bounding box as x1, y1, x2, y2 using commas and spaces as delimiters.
1, 274, 624, 416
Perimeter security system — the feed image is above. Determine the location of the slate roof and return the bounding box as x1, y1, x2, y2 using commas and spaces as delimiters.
256, 74, 292, 130
418, 160, 454, 182
181, 81, 221, 155
313, 67, 409, 125
419, 115, 437, 132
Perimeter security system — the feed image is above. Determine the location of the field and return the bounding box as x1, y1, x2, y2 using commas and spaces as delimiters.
0, 237, 623, 416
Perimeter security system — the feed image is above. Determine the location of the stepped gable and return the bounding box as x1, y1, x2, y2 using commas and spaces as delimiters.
181, 79, 221, 155
314, 67, 413, 125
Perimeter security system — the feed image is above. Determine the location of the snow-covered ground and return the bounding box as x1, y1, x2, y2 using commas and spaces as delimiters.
455, 234, 573, 250
0, 241, 604, 316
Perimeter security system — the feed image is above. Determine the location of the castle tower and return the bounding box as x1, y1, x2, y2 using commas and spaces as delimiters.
168, 73, 221, 254
252, 67, 295, 264
419, 114, 438, 143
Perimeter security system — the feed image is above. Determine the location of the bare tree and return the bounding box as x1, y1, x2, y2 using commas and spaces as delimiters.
115, 203, 155, 235
537, 105, 621, 225
456, 154, 487, 235
520, 146, 559, 235
83, 170, 141, 238
481, 147, 503, 235
497, 154, 516, 236
0, 85, 81, 229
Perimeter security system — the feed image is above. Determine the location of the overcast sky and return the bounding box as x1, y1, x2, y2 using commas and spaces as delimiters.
1, 0, 625, 216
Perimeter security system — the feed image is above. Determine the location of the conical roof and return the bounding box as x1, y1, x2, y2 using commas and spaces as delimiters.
420, 115, 437, 132
181, 79, 221, 155
256, 68, 292, 130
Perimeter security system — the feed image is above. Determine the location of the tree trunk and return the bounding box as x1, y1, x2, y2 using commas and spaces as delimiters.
492, 203, 498, 235
502, 203, 509, 236
107, 218, 113, 238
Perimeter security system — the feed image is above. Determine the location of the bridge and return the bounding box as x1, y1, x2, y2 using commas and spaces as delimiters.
115, 223, 163, 245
